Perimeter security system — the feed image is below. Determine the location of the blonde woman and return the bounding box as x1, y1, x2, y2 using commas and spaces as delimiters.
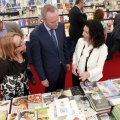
0, 32, 30, 100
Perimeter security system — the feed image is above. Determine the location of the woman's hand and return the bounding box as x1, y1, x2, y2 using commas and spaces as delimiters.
79, 72, 90, 82
72, 64, 79, 76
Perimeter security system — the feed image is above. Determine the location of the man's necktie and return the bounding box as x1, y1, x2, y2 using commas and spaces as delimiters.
50, 29, 58, 47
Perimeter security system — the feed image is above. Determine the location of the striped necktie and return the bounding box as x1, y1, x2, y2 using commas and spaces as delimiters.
50, 29, 58, 47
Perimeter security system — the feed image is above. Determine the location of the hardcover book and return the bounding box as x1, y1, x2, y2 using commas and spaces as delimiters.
87, 91, 111, 111
96, 80, 119, 97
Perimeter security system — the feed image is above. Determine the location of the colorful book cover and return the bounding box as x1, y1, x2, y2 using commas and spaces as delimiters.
20, 109, 35, 120
28, 93, 42, 109
35, 107, 50, 120
18, 19, 25, 27
80, 82, 99, 94
11, 96, 28, 113
24, 18, 30, 26
0, 100, 11, 113
96, 80, 119, 97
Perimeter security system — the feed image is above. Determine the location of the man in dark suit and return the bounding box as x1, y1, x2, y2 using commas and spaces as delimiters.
69, 0, 87, 59
30, 4, 70, 92
0, 20, 36, 85
107, 13, 120, 60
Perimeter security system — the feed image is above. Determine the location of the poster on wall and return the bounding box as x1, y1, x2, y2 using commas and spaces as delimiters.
1, 0, 21, 8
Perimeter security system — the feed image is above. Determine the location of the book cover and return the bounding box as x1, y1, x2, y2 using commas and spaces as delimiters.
87, 91, 111, 111
35, 107, 50, 120
18, 19, 25, 27
80, 82, 99, 94
11, 96, 28, 113
7, 113, 19, 120
0, 111, 8, 120
55, 98, 72, 117
24, 18, 30, 26
111, 78, 120, 94
69, 100, 79, 115
28, 93, 42, 109
74, 95, 90, 109
20, 109, 35, 120
70, 86, 84, 96
0, 100, 11, 113
42, 92, 55, 107
96, 80, 119, 97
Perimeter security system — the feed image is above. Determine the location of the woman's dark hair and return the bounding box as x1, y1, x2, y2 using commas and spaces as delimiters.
85, 19, 105, 48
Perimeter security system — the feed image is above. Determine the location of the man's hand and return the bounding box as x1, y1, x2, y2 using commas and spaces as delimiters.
66, 64, 70, 70
79, 72, 90, 82
41, 79, 49, 87
72, 64, 78, 76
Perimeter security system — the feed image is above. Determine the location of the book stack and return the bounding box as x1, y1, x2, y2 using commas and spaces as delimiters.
80, 82, 112, 114
87, 90, 111, 114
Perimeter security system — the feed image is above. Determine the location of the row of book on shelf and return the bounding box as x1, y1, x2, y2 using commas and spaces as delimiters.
1, 78, 120, 120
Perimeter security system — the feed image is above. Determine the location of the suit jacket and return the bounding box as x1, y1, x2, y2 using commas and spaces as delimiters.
69, 6, 87, 43
4, 21, 23, 36
30, 23, 70, 81
72, 38, 108, 82
111, 13, 120, 39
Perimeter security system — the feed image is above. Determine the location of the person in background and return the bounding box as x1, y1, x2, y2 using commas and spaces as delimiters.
72, 20, 108, 86
0, 20, 36, 85
69, 0, 87, 59
107, 13, 120, 60
93, 9, 109, 39
30, 4, 70, 92
0, 32, 30, 100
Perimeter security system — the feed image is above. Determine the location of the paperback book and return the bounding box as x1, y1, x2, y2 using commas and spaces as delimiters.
80, 82, 99, 94
55, 98, 72, 117
96, 80, 119, 97
11, 96, 28, 113
35, 106, 50, 120
28, 93, 42, 109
